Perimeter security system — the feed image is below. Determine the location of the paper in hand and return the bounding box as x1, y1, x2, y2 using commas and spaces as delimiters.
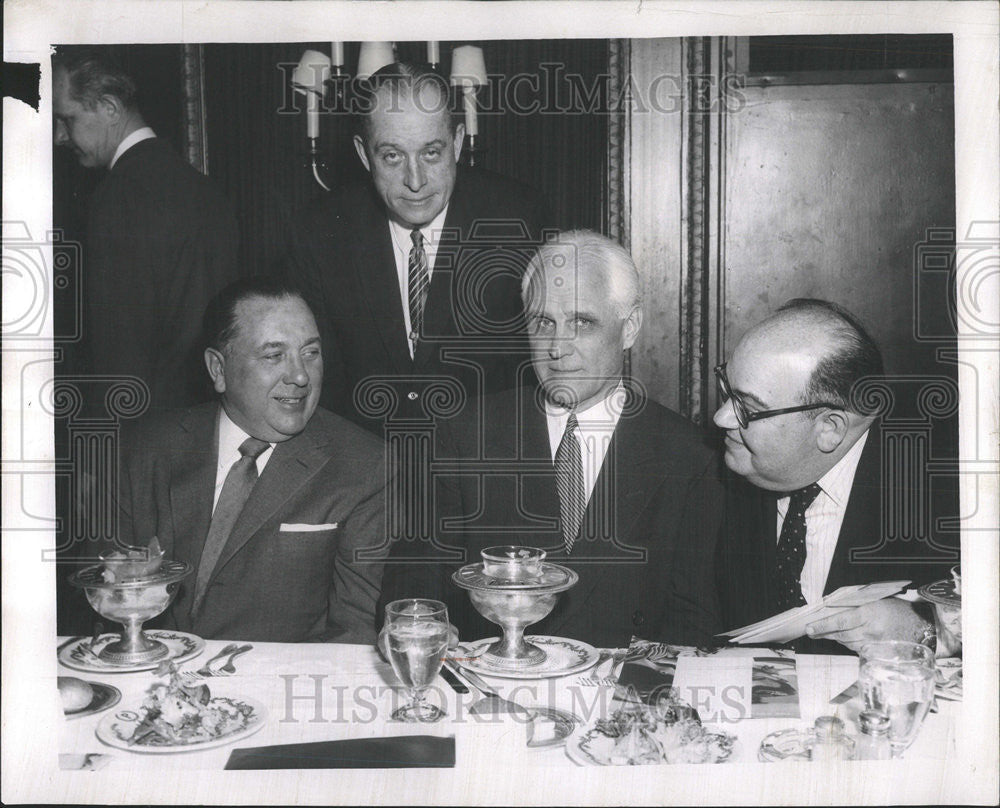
720, 581, 911, 645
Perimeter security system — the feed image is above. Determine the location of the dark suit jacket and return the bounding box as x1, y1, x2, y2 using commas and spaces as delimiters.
84, 137, 239, 411
116, 403, 390, 644
377, 386, 724, 649
717, 422, 960, 653
286, 166, 548, 434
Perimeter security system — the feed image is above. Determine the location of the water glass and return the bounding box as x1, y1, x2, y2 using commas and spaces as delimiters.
383, 599, 449, 722
858, 640, 935, 757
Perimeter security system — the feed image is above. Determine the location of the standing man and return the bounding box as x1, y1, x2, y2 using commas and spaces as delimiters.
114, 278, 389, 643
53, 47, 239, 410
378, 231, 723, 649
714, 299, 959, 655
286, 62, 548, 435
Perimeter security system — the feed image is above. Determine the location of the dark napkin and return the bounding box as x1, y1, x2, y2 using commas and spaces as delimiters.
225, 735, 455, 770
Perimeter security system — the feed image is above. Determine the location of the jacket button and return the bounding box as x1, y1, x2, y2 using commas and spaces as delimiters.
407, 391, 419, 401
632, 610, 645, 626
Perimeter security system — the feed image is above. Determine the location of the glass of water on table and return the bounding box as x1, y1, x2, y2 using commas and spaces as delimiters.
383, 599, 450, 722
859, 640, 935, 757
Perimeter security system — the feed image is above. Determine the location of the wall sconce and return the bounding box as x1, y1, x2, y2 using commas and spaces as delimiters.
450, 45, 487, 167
291, 49, 333, 191
357, 41, 396, 81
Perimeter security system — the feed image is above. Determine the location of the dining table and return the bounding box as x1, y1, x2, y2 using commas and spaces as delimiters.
55, 633, 959, 776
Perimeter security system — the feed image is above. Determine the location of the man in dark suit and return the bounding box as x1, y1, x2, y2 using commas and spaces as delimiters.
378, 231, 723, 649
113, 278, 389, 643
53, 47, 239, 411
286, 62, 547, 435
714, 299, 959, 655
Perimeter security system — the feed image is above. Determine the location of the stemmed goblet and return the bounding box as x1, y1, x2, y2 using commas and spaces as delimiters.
858, 640, 936, 757
383, 599, 450, 722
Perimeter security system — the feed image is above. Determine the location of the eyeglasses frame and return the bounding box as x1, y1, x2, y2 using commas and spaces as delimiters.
713, 362, 844, 429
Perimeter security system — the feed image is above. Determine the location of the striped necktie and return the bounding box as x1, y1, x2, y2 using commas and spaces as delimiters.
774, 483, 823, 611
407, 228, 429, 346
554, 414, 586, 554
192, 436, 270, 615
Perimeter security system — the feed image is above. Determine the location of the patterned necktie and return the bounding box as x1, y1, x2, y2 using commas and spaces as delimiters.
774, 482, 823, 612
192, 436, 270, 615
554, 414, 586, 554
407, 229, 429, 346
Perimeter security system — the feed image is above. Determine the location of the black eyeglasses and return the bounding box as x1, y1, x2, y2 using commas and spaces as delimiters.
714, 363, 842, 429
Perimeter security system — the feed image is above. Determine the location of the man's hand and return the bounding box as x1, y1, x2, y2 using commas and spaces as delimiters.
805, 597, 931, 654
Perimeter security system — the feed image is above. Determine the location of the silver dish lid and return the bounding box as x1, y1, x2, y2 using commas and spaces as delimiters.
452, 561, 578, 593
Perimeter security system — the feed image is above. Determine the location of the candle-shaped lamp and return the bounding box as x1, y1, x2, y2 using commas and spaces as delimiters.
291, 49, 332, 139
357, 41, 396, 80
427, 41, 440, 66
450, 45, 487, 144
331, 41, 345, 67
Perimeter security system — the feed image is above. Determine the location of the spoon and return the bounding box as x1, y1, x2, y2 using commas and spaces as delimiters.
217, 644, 253, 675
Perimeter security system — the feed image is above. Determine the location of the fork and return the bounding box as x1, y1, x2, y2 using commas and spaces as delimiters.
576, 649, 625, 686
184, 643, 240, 679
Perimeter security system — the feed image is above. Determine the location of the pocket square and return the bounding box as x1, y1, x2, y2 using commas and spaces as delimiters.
279, 522, 338, 532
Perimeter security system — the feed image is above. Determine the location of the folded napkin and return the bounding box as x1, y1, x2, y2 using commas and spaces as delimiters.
225, 735, 455, 770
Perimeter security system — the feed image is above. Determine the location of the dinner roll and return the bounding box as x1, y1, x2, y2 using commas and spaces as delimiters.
58, 676, 94, 712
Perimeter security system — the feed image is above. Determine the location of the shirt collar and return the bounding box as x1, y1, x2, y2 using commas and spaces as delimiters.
813, 428, 871, 506
544, 381, 628, 427
388, 204, 450, 253
216, 406, 273, 467
110, 127, 156, 169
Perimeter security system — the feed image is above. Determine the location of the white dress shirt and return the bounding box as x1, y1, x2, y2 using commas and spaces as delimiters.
110, 126, 156, 169
387, 206, 450, 358
776, 429, 870, 604
213, 408, 274, 512
544, 382, 627, 505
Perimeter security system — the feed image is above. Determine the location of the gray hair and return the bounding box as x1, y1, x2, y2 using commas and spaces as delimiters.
52, 46, 137, 110
521, 230, 642, 318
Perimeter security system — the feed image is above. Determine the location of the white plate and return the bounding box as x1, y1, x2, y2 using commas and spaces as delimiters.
459, 636, 600, 680
96, 697, 267, 753
565, 721, 740, 766
59, 630, 205, 673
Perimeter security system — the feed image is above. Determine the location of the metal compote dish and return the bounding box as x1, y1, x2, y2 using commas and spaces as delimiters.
68, 542, 191, 666
452, 546, 578, 671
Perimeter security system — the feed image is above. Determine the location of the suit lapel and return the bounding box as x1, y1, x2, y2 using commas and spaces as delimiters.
169, 407, 217, 572
516, 390, 561, 548
350, 191, 412, 374
415, 188, 467, 370
824, 424, 881, 592
210, 421, 331, 579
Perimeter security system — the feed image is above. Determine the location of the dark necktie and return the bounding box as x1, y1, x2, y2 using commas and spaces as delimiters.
554, 414, 586, 554
774, 483, 823, 612
192, 436, 270, 615
407, 229, 429, 346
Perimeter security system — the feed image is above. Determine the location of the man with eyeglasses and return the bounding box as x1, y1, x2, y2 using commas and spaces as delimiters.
713, 299, 959, 655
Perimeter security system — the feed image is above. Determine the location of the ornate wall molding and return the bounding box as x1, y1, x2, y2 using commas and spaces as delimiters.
606, 39, 631, 250
181, 44, 209, 174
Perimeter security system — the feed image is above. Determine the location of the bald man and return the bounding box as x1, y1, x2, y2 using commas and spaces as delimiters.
713, 299, 959, 655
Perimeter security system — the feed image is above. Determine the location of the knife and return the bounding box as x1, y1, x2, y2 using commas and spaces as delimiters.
830, 681, 859, 704
438, 663, 469, 694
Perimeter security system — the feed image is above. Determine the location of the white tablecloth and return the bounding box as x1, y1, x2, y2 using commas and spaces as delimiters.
55, 637, 957, 771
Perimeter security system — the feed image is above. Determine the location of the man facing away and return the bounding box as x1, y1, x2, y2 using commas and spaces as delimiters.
714, 299, 959, 655
52, 46, 240, 411
105, 278, 391, 643
377, 231, 723, 649
286, 61, 548, 435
